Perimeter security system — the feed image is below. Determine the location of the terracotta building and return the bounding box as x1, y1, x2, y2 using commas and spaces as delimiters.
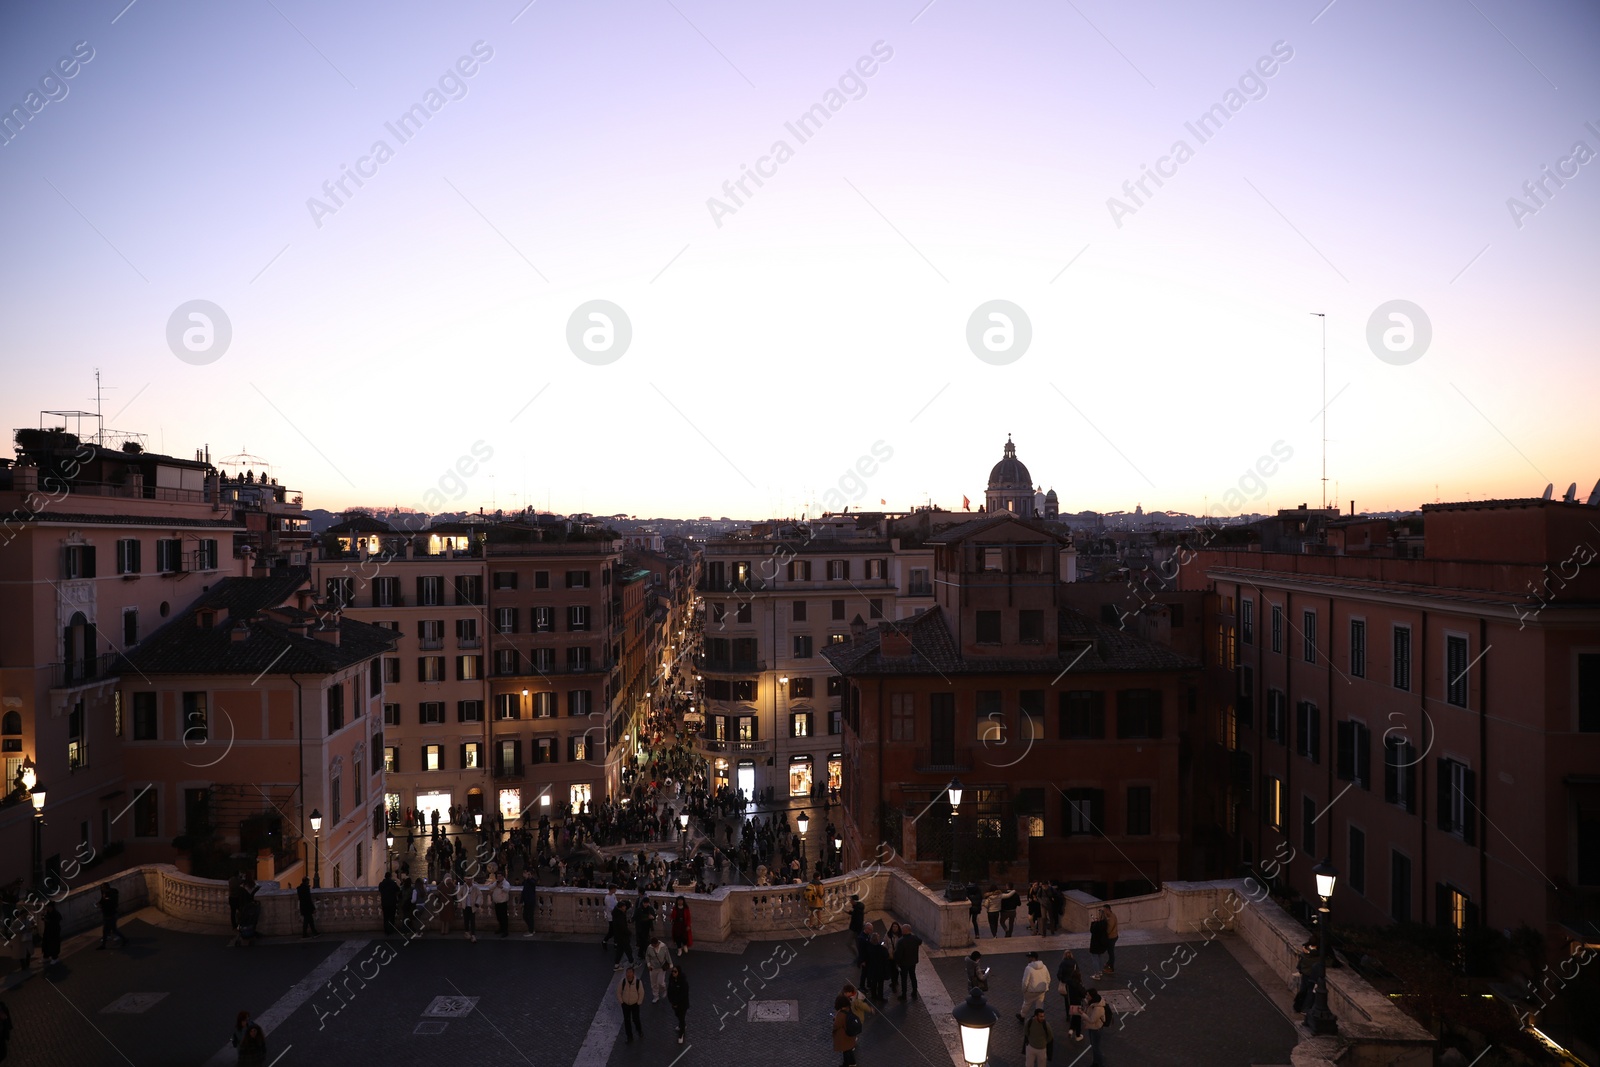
1180, 498, 1600, 956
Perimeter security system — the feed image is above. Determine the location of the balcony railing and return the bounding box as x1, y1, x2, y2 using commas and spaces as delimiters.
695, 737, 773, 756
48, 653, 122, 689
912, 748, 971, 774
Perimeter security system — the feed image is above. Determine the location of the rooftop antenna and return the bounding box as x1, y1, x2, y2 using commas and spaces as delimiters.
1311, 313, 1326, 510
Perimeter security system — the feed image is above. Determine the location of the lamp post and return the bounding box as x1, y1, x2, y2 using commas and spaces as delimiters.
951, 988, 998, 1066
679, 810, 690, 859
833, 833, 843, 875
385, 832, 395, 877
796, 810, 808, 876
309, 808, 323, 888
946, 777, 963, 882
1307, 858, 1340, 1035
24, 768, 46, 891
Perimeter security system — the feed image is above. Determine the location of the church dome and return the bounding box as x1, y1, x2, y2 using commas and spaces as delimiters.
987, 436, 1032, 489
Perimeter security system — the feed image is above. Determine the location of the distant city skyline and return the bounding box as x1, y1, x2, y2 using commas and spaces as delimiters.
3, 0, 1596, 520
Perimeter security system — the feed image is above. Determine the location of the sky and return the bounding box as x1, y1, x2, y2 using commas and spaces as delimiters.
1, 0, 1597, 521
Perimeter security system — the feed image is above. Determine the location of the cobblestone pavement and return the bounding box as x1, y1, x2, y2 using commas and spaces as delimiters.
0, 910, 1297, 1066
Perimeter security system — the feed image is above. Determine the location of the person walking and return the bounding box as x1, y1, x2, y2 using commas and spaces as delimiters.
666, 963, 689, 1045
1082, 989, 1110, 1067
617, 966, 646, 1044
490, 874, 512, 938
965, 950, 990, 995
296, 877, 319, 937
633, 894, 656, 960
1018, 951, 1051, 1022
1000, 883, 1021, 937
864, 931, 892, 1002
893, 922, 922, 1000
1090, 905, 1118, 979
805, 876, 826, 929
520, 877, 537, 937
832, 993, 860, 1067
39, 901, 62, 966
1292, 938, 1321, 1015
379, 872, 400, 937
97, 884, 124, 949
847, 894, 864, 938
229, 1010, 251, 1051
1058, 949, 1086, 1041
235, 1022, 267, 1067
966, 882, 983, 938
669, 895, 693, 954
611, 900, 635, 970
460, 878, 479, 943
1021, 1006, 1054, 1067
983, 887, 1003, 938
601, 885, 619, 948
645, 936, 672, 1003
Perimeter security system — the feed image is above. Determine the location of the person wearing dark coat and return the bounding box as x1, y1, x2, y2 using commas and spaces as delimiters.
520, 878, 537, 936
1058, 950, 1086, 1039
864, 933, 893, 1001
379, 872, 400, 936
296, 878, 319, 937
893, 923, 922, 999
40, 901, 62, 965
847, 895, 864, 935
235, 1022, 267, 1066
666, 964, 690, 1045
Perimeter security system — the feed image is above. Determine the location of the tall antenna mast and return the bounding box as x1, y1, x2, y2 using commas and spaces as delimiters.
1311, 313, 1326, 510
95, 368, 104, 446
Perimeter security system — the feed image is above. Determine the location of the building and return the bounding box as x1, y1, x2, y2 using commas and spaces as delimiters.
116, 569, 395, 885
1182, 497, 1600, 957
823, 512, 1198, 891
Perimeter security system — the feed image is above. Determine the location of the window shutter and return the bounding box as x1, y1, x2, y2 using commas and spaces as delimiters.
1357, 726, 1371, 787
83, 545, 96, 578
1336, 721, 1354, 780
1403, 752, 1417, 813
1461, 768, 1477, 845
1434, 883, 1450, 928
1091, 790, 1106, 835
1384, 741, 1398, 803
1436, 759, 1452, 831
460, 743, 468, 768
1463, 897, 1479, 930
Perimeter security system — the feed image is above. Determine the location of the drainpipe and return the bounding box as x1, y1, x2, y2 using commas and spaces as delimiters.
1478, 616, 1488, 925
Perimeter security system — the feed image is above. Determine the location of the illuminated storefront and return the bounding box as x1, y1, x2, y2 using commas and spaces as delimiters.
789, 755, 813, 797
570, 783, 592, 811
827, 755, 842, 794
498, 788, 521, 820
415, 791, 453, 825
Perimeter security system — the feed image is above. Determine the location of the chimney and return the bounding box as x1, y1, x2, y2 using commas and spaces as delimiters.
296, 588, 312, 612
314, 623, 341, 646
230, 622, 250, 643
880, 628, 912, 657
849, 614, 867, 641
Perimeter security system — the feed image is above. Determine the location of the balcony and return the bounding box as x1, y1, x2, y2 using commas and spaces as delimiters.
493, 763, 524, 780
695, 737, 773, 757
48, 653, 122, 689
912, 748, 972, 774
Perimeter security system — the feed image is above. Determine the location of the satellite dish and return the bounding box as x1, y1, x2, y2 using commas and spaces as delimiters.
1542, 484, 1554, 500
1563, 482, 1578, 503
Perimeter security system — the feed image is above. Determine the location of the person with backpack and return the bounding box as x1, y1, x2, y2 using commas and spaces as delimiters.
1083, 988, 1111, 1067
832, 992, 861, 1066
1058, 949, 1086, 1041
1021, 1006, 1054, 1067
617, 966, 646, 1044
1018, 951, 1051, 1022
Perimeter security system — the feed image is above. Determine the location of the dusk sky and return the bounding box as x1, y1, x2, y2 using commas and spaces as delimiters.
2, 0, 1596, 520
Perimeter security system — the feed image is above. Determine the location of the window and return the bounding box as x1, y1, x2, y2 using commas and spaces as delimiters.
1062, 789, 1104, 836
788, 560, 812, 581
122, 608, 138, 648
711, 603, 726, 625
1336, 721, 1371, 787
909, 568, 931, 596
496, 739, 521, 775
116, 538, 141, 575
1582, 653, 1600, 732
828, 560, 848, 581
111, 691, 122, 737
1438, 884, 1471, 933
1236, 665, 1254, 727
1393, 626, 1412, 691
1384, 736, 1418, 812
565, 570, 590, 589
1270, 605, 1282, 653
566, 647, 591, 672
182, 691, 208, 742
1060, 691, 1105, 739
1303, 610, 1317, 663
889, 693, 915, 742
418, 619, 444, 650
730, 601, 748, 624
737, 716, 757, 741
534, 570, 549, 589
133, 787, 158, 837
1445, 634, 1469, 707
1018, 610, 1043, 644
352, 756, 363, 805
1126, 786, 1152, 835
383, 658, 401, 683
383, 702, 401, 726
1267, 689, 1287, 744
568, 734, 590, 762
793, 635, 813, 658
1241, 598, 1253, 644
790, 712, 812, 737
790, 677, 813, 698
733, 679, 756, 702
1349, 619, 1366, 678
983, 547, 1003, 572
531, 607, 553, 632
461, 742, 481, 769
533, 692, 556, 718
1116, 689, 1163, 739
1390, 852, 1412, 922
458, 699, 484, 722
493, 571, 517, 590
869, 599, 883, 620
1302, 795, 1317, 855
567, 606, 590, 631
568, 690, 592, 716
384, 746, 399, 773
456, 655, 482, 681
64, 543, 97, 579
420, 701, 445, 725
531, 737, 557, 764
494, 649, 519, 675
155, 538, 183, 572
831, 599, 845, 621
976, 690, 1004, 742
418, 656, 444, 682
1019, 690, 1044, 741
1264, 776, 1285, 829
1295, 701, 1320, 763
495, 694, 522, 720
829, 708, 842, 735
975, 611, 1001, 644
494, 607, 518, 634
531, 648, 554, 672
424, 744, 442, 771
1437, 758, 1477, 843
369, 660, 382, 697
867, 558, 886, 580
793, 600, 807, 622
326, 577, 353, 608
1348, 826, 1366, 895
417, 576, 443, 606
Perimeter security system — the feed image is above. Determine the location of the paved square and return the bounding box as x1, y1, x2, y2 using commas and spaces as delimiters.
422, 995, 479, 1018
100, 993, 169, 1015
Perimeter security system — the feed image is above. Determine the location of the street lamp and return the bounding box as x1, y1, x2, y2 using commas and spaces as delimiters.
1307, 858, 1340, 1036
947, 777, 963, 815
386, 832, 395, 876
26, 777, 46, 891
951, 988, 999, 1066
309, 808, 323, 888
946, 777, 964, 883
796, 810, 809, 874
